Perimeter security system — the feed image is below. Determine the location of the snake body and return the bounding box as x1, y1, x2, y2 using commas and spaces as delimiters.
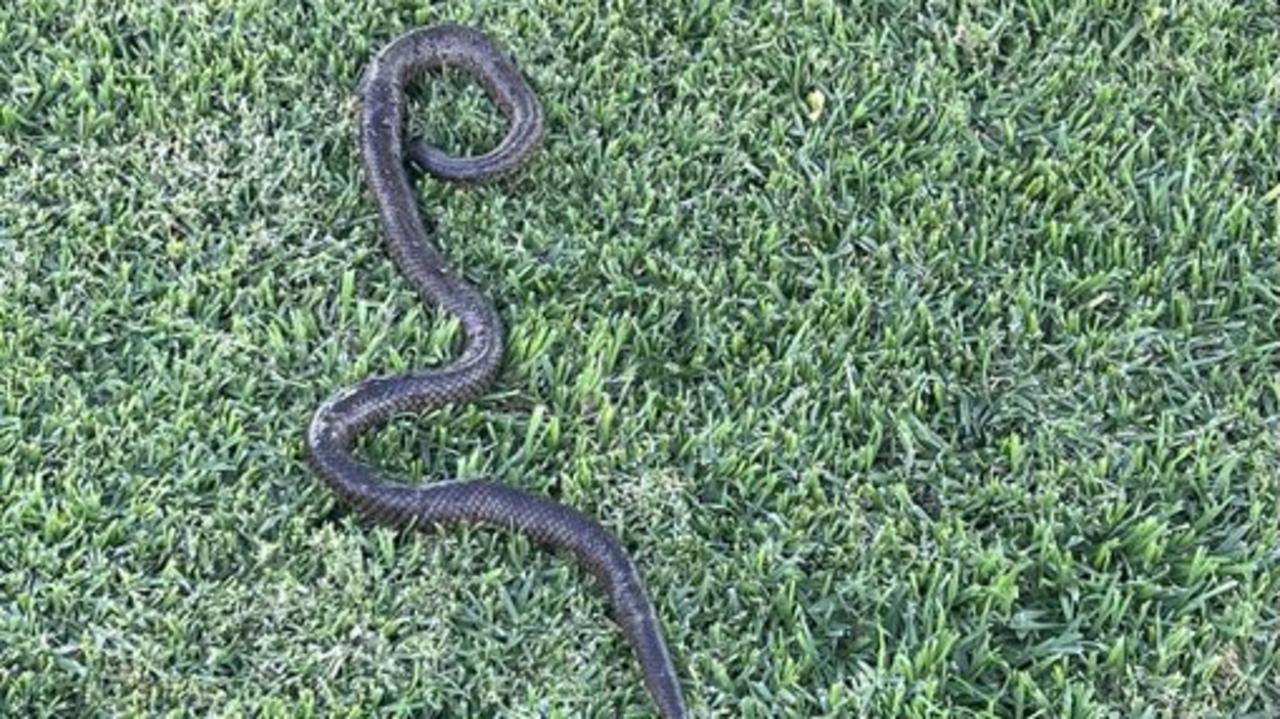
304, 25, 686, 718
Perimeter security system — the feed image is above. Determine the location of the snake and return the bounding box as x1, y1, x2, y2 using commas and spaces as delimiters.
304, 24, 687, 719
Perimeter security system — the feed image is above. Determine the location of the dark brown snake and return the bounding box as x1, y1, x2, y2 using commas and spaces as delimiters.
304, 24, 686, 718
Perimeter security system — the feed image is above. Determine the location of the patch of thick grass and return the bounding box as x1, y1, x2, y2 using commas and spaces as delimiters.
2, 0, 1278, 716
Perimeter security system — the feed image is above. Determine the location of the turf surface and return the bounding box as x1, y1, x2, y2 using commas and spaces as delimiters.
3, 0, 1279, 716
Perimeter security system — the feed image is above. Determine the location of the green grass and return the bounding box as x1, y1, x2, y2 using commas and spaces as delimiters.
3, 0, 1279, 716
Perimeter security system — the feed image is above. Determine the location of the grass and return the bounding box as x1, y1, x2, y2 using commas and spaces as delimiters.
2, 0, 1278, 716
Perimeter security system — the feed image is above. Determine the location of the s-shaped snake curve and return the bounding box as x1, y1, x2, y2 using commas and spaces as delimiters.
304, 24, 686, 719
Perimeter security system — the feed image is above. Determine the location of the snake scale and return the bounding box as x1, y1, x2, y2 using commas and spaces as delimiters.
304, 24, 686, 718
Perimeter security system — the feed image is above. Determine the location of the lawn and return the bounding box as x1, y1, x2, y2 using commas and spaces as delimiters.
2, 0, 1278, 716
